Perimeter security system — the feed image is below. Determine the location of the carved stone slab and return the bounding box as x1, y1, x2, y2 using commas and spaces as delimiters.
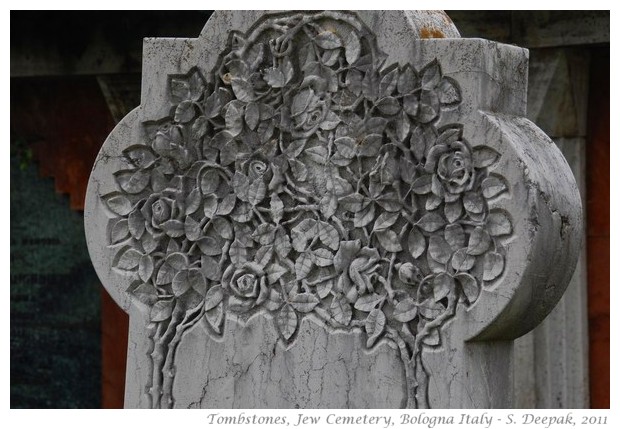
84, 11, 582, 408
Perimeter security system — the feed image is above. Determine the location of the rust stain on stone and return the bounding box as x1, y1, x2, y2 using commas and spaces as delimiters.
420, 26, 445, 39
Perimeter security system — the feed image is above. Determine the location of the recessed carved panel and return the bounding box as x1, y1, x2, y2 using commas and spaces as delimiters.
100, 11, 513, 408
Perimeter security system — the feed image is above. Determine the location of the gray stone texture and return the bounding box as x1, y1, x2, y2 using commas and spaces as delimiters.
85, 11, 582, 408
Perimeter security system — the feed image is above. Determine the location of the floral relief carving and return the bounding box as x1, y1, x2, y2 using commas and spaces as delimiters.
101, 11, 512, 408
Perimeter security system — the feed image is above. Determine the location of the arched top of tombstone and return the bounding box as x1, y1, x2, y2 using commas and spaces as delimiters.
85, 10, 582, 408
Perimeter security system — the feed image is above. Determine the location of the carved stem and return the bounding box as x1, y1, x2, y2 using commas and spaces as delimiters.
161, 305, 205, 409
143, 322, 157, 408
151, 303, 183, 408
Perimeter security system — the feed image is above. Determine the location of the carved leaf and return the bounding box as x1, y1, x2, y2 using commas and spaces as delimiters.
247, 179, 266, 206
353, 203, 375, 228
408, 226, 426, 259
444, 223, 465, 251
428, 235, 452, 264
455, 272, 480, 304
155, 262, 176, 285
276, 304, 298, 341
483, 251, 505, 281
451, 248, 475, 271
358, 134, 382, 157
290, 293, 320, 313
138, 255, 154, 283
229, 239, 248, 264
418, 299, 445, 319
393, 298, 418, 322
444, 200, 463, 223
437, 77, 461, 105
343, 31, 361, 64
161, 220, 185, 238
175, 100, 195, 123
376, 230, 402, 253
291, 219, 317, 252
192, 115, 209, 140
486, 211, 512, 236
354, 293, 384, 312
167, 252, 189, 270
104, 193, 133, 216
463, 192, 485, 214
127, 282, 158, 306
304, 146, 329, 164
339, 193, 366, 212
212, 217, 233, 240
330, 295, 352, 325
373, 212, 399, 232
216, 194, 236, 216
204, 285, 224, 311
150, 300, 174, 322
204, 302, 224, 334
229, 201, 252, 223
315, 31, 342, 49
231, 78, 255, 102
411, 175, 432, 195
473, 146, 500, 168
482, 176, 508, 199
254, 245, 273, 268
319, 194, 338, 219
172, 268, 206, 297
110, 219, 129, 244
417, 213, 445, 233
266, 263, 287, 284
317, 221, 339, 251
115, 170, 150, 194
365, 308, 386, 348
333, 240, 361, 272
432, 273, 454, 302
467, 227, 491, 256
274, 229, 292, 259
397, 64, 417, 94
201, 255, 221, 281
334, 136, 357, 159
252, 224, 276, 245
116, 248, 142, 271
124, 145, 157, 169
200, 169, 220, 195
184, 216, 201, 241
425, 194, 442, 211
197, 237, 222, 256
376, 97, 400, 115
315, 275, 334, 299
312, 248, 334, 267
295, 252, 314, 280
270, 194, 284, 224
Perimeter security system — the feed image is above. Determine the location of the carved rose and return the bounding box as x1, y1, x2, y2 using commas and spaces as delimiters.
290, 88, 328, 137
427, 141, 475, 199
141, 193, 182, 234
222, 262, 268, 307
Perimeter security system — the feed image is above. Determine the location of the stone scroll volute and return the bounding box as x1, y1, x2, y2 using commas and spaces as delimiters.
85, 11, 582, 409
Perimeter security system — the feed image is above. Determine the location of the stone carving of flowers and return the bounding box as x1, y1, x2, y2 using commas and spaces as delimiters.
426, 139, 475, 201
140, 192, 186, 239
222, 261, 269, 311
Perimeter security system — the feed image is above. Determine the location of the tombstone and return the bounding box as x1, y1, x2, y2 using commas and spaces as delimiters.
84, 10, 582, 408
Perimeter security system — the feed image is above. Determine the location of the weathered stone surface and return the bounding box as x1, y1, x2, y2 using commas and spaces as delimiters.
85, 10, 582, 408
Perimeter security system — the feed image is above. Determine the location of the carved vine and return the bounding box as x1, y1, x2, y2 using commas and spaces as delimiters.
101, 11, 512, 408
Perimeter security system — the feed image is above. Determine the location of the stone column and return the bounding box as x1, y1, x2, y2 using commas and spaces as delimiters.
84, 10, 582, 408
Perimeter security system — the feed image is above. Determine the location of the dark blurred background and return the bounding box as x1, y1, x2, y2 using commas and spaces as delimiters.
10, 11, 609, 408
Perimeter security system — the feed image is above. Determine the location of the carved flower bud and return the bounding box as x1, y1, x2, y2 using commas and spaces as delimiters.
434, 141, 475, 196
290, 87, 328, 136
398, 262, 422, 286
